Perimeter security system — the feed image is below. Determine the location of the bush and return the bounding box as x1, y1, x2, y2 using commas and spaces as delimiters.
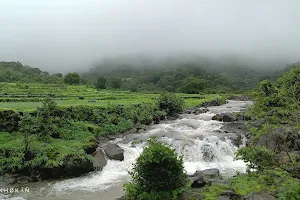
235, 147, 278, 170
157, 93, 184, 116
124, 138, 189, 200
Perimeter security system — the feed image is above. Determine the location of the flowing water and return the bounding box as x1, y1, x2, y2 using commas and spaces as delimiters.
1, 100, 253, 200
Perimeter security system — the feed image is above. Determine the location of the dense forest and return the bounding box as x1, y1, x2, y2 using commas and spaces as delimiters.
1, 58, 296, 94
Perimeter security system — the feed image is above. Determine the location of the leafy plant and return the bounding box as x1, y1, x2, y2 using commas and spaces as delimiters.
157, 93, 184, 116
124, 138, 189, 200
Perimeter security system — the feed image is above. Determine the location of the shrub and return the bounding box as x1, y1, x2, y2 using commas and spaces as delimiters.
124, 138, 189, 200
157, 93, 184, 116
235, 147, 278, 170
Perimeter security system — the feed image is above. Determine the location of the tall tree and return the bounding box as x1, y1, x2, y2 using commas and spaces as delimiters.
64, 72, 80, 85
95, 77, 107, 89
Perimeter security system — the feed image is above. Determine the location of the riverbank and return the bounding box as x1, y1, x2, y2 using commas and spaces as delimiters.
1, 100, 251, 200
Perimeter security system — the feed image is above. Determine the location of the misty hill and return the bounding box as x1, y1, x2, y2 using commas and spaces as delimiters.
82, 56, 281, 93
0, 62, 63, 83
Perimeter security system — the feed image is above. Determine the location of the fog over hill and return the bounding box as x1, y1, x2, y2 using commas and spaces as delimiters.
0, 0, 299, 72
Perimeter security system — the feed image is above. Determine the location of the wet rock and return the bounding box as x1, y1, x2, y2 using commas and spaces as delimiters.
2, 175, 18, 185
103, 143, 124, 161
212, 114, 223, 121
185, 110, 192, 114
221, 123, 246, 134
219, 190, 245, 200
212, 113, 235, 122
93, 147, 107, 171
254, 126, 299, 152
200, 99, 225, 107
17, 176, 31, 184
245, 192, 276, 200
231, 134, 243, 147
189, 168, 222, 188
190, 176, 207, 188
63, 155, 94, 177
197, 168, 221, 179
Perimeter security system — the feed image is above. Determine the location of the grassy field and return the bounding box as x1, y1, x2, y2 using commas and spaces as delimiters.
0, 82, 225, 111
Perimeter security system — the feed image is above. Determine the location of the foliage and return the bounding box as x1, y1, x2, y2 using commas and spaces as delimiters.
0, 61, 63, 84
124, 138, 189, 200
230, 169, 300, 199
157, 93, 184, 116
82, 57, 280, 93
108, 77, 122, 89
178, 77, 206, 94
235, 147, 278, 170
95, 77, 107, 89
64, 72, 80, 85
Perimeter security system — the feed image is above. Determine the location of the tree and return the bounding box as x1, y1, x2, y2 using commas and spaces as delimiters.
64, 72, 80, 85
157, 93, 184, 116
179, 77, 206, 94
124, 138, 188, 200
95, 77, 107, 90
108, 78, 122, 89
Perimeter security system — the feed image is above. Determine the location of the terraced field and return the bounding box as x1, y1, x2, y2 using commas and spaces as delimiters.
0, 82, 225, 111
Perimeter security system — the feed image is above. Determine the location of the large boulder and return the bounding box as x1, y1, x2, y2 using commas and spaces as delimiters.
189, 168, 221, 188
254, 126, 300, 152
103, 143, 124, 161
40, 155, 94, 179
93, 147, 107, 171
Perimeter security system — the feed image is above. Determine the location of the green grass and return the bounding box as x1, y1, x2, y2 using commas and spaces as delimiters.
0, 82, 225, 111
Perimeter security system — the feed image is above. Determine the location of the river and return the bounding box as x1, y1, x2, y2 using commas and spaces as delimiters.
1, 100, 253, 200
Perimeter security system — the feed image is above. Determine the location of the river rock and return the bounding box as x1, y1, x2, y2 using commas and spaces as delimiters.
63, 155, 94, 177
192, 108, 209, 115
254, 126, 300, 152
212, 113, 235, 122
189, 168, 222, 188
220, 122, 246, 135
93, 147, 107, 171
103, 143, 124, 161
200, 99, 225, 107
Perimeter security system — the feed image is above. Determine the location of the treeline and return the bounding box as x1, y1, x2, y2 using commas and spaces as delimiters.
82, 57, 283, 93
1, 59, 297, 94
0, 62, 63, 84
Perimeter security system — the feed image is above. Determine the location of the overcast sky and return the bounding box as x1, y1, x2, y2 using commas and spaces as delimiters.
0, 0, 299, 72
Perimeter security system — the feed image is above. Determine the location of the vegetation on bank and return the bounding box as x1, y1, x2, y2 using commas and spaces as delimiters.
231, 66, 300, 199
0, 93, 187, 180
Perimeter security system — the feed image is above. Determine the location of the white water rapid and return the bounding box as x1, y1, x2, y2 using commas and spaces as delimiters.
2, 100, 253, 200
